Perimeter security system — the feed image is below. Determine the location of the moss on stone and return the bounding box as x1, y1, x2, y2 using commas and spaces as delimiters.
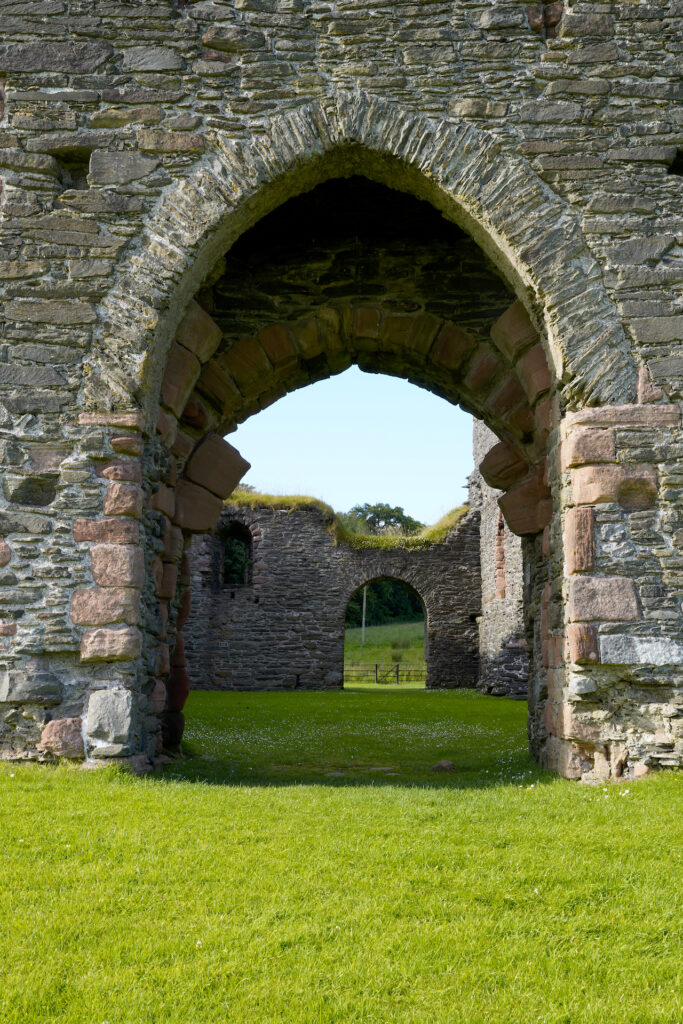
228, 490, 469, 548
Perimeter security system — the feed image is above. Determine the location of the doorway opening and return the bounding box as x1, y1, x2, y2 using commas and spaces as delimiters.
344, 578, 426, 689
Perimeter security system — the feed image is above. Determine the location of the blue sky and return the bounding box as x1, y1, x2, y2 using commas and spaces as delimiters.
230, 366, 474, 526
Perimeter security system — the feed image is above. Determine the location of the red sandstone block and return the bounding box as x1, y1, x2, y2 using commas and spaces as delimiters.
103, 482, 144, 519
149, 482, 176, 518
151, 556, 164, 594
543, 735, 591, 780
0, 541, 10, 568
479, 440, 529, 490
158, 562, 178, 600
161, 343, 201, 417
516, 343, 552, 403
36, 717, 84, 759
166, 665, 191, 712
353, 306, 381, 340
78, 412, 144, 431
490, 300, 538, 360
564, 506, 594, 574
0, 620, 16, 636
565, 404, 680, 429
430, 323, 476, 369
636, 365, 663, 404
171, 428, 195, 461
258, 323, 297, 367
463, 344, 502, 392
498, 468, 552, 536
172, 632, 186, 668
568, 576, 640, 622
162, 523, 184, 563
157, 643, 170, 677
177, 587, 191, 629
80, 626, 143, 662
73, 517, 140, 544
185, 434, 250, 499
111, 435, 143, 457
507, 403, 536, 440
156, 407, 178, 448
377, 314, 412, 352
195, 358, 242, 415
180, 552, 191, 582
173, 480, 223, 532
561, 427, 616, 469
97, 459, 142, 483
547, 634, 564, 669
291, 317, 323, 360
567, 623, 600, 664
181, 395, 217, 432
71, 586, 140, 626
571, 464, 657, 509
91, 544, 144, 588
158, 600, 168, 638
486, 375, 525, 417
175, 299, 222, 363
220, 337, 272, 391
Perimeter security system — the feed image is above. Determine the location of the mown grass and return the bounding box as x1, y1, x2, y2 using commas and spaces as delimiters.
0, 689, 682, 1024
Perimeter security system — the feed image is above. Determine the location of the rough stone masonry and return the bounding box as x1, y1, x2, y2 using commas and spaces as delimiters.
184, 497, 481, 694
0, 0, 680, 780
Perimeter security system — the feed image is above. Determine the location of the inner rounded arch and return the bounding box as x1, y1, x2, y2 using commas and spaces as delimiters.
344, 576, 427, 690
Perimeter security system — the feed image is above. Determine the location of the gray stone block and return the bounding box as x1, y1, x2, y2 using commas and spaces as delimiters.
89, 150, 160, 185
0, 668, 62, 705
600, 635, 683, 667
86, 688, 135, 745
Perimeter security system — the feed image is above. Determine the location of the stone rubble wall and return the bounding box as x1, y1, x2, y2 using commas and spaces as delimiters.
184, 501, 482, 691
470, 420, 529, 699
0, 0, 679, 778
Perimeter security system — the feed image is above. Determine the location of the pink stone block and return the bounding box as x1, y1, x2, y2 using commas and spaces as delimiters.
90, 544, 144, 588
568, 576, 640, 622
80, 626, 143, 661
185, 434, 250, 499
103, 482, 144, 519
71, 587, 141, 626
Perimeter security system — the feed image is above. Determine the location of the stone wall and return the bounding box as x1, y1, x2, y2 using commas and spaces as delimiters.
0, 1, 680, 779
470, 420, 529, 699
185, 499, 481, 691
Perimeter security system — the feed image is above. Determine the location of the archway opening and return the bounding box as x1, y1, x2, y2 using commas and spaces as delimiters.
154, 172, 554, 762
344, 578, 427, 689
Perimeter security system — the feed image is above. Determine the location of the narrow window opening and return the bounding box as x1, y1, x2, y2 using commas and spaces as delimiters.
668, 150, 683, 176
495, 510, 506, 600
222, 521, 253, 586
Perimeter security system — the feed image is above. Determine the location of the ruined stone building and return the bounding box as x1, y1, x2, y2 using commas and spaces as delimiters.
0, 1, 681, 780
185, 497, 481, 692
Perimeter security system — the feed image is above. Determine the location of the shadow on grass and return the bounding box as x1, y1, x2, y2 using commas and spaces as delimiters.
161, 688, 553, 792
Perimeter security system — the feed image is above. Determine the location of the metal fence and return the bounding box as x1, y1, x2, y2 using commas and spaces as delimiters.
343, 663, 427, 685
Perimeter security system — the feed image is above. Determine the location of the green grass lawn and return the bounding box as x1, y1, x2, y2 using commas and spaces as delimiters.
1, 689, 682, 1024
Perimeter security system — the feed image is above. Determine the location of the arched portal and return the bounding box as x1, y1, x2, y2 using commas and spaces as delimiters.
8, 94, 677, 784
343, 577, 428, 690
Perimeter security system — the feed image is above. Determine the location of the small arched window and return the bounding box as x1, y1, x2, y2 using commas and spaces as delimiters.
222, 522, 253, 586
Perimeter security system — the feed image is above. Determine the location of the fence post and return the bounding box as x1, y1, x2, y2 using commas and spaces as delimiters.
375, 664, 378, 684
396, 663, 399, 685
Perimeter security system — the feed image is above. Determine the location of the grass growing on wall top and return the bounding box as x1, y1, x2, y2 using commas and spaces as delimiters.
0, 689, 682, 1024
228, 489, 470, 549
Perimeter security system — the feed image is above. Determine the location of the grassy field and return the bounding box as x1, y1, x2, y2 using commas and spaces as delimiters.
0, 689, 682, 1024
345, 620, 426, 683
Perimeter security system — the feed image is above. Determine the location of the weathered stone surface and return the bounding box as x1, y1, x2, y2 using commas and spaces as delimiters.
121, 47, 184, 72
479, 441, 529, 491
564, 507, 594, 574
567, 623, 599, 664
498, 470, 551, 537
73, 518, 140, 545
185, 435, 250, 499
599, 635, 683, 667
565, 405, 680, 429
160, 344, 201, 417
173, 481, 223, 533
103, 483, 144, 519
71, 587, 140, 627
175, 301, 222, 363
80, 627, 142, 662
571, 464, 657, 509
37, 718, 84, 759
0, 667, 62, 705
86, 689, 134, 745
89, 151, 159, 185
490, 301, 538, 360
0, 542, 10, 568
186, 499, 482, 693
568, 577, 640, 622
90, 545, 144, 588
561, 428, 616, 469
0, 41, 112, 73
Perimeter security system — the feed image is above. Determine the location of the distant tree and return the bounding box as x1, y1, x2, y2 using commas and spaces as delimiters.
345, 580, 423, 626
341, 503, 424, 536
